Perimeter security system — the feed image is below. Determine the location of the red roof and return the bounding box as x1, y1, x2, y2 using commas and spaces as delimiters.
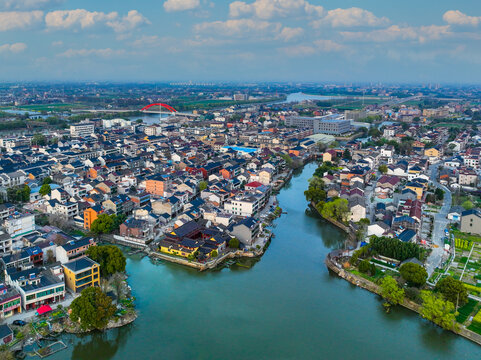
246, 181, 263, 188
36, 305, 52, 315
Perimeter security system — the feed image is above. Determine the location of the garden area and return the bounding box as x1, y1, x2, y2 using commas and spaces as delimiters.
444, 230, 481, 296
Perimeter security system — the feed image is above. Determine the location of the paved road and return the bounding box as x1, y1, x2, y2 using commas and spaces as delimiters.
425, 162, 452, 276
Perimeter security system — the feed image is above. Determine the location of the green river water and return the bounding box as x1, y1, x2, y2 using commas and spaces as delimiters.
50, 163, 481, 360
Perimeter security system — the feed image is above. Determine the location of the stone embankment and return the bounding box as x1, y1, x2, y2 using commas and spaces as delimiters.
325, 251, 481, 347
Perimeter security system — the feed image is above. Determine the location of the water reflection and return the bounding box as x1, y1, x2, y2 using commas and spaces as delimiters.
71, 326, 132, 360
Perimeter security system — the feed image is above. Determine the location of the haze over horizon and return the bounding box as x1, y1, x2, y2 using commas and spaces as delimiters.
1, 0, 480, 83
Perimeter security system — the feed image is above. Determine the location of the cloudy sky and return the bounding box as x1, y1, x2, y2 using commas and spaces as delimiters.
1, 0, 480, 83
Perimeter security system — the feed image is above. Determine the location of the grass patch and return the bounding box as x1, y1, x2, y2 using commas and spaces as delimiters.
468, 321, 481, 335
456, 299, 478, 324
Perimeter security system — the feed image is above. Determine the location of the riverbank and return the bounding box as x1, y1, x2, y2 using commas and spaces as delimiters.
325, 251, 481, 347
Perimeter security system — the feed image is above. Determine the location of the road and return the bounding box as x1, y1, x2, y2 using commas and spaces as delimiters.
425, 162, 452, 276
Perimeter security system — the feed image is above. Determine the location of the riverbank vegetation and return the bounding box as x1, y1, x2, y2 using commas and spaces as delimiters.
345, 238, 475, 333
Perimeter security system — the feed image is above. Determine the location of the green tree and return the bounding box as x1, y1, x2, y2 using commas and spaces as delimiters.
86, 245, 126, 278
435, 276, 468, 308
42, 177, 52, 185
21, 185, 30, 202
358, 259, 371, 273
368, 127, 381, 138
69, 287, 116, 330
435, 188, 444, 201
343, 149, 352, 160
228, 238, 240, 249
380, 276, 405, 306
378, 164, 388, 174
304, 187, 327, 203
211, 250, 218, 257
32, 133, 47, 146
321, 198, 349, 223
462, 200, 474, 210
420, 291, 457, 331
90, 214, 115, 235
39, 184, 51, 196
399, 262, 428, 287
199, 181, 208, 191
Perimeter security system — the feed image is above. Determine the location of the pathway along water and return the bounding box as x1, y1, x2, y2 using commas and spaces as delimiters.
49, 163, 481, 360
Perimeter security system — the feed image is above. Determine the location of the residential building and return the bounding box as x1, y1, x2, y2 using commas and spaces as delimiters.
62, 257, 100, 293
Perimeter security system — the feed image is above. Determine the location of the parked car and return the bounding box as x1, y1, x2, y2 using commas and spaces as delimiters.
13, 320, 26, 326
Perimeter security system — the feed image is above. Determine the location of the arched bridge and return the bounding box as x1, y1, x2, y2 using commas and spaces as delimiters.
140, 103, 200, 118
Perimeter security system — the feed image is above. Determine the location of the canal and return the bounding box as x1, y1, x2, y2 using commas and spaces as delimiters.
51, 163, 481, 359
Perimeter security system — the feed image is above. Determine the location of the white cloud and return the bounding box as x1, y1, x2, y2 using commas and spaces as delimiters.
443, 10, 481, 27
229, 0, 323, 20
0, 10, 43, 31
58, 48, 125, 58
0, 0, 63, 10
164, 0, 200, 12
45, 9, 117, 30
51, 40, 63, 46
313, 39, 344, 52
0, 42, 27, 53
107, 10, 150, 33
311, 7, 389, 28
277, 26, 303, 41
280, 39, 343, 57
195, 18, 281, 37
45, 9, 148, 32
341, 25, 451, 43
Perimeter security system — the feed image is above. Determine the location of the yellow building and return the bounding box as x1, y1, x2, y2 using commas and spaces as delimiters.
424, 147, 440, 158
62, 257, 100, 293
405, 183, 424, 200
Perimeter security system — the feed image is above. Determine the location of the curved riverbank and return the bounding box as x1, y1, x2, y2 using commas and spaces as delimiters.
325, 251, 481, 347
46, 163, 481, 360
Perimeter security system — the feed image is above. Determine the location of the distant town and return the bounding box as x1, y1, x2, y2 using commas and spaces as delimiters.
0, 82, 480, 355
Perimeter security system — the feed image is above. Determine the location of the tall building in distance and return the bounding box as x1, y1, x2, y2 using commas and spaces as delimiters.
70, 122, 94, 138
285, 115, 351, 135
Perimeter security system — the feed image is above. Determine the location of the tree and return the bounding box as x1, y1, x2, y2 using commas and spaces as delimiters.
228, 238, 240, 249
211, 250, 218, 258
420, 291, 457, 331
399, 262, 428, 287
368, 127, 381, 138
111, 273, 125, 302
370, 236, 425, 261
46, 249, 55, 264
199, 181, 208, 191
32, 133, 47, 146
86, 245, 126, 278
380, 276, 405, 306
435, 276, 468, 308
435, 188, 444, 201
70, 287, 116, 330
90, 214, 115, 235
42, 177, 52, 185
39, 184, 51, 196
304, 187, 326, 203
343, 149, 351, 160
378, 164, 388, 174
21, 185, 30, 202
462, 200, 474, 210
321, 198, 349, 223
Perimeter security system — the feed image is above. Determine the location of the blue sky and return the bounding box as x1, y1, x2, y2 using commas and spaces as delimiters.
0, 0, 480, 83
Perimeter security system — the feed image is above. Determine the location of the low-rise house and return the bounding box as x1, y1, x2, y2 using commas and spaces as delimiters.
118, 218, 154, 246
0, 325, 13, 345
55, 237, 96, 264
63, 257, 100, 293
228, 217, 260, 246
460, 209, 481, 235
0, 285, 21, 318
6, 267, 65, 311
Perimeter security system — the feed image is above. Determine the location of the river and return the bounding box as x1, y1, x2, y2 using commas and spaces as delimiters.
50, 163, 481, 359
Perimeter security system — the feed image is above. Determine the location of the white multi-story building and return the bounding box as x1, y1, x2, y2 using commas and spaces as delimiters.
70, 122, 94, 138
3, 213, 35, 239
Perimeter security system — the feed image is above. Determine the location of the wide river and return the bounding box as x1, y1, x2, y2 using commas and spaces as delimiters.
51, 163, 481, 359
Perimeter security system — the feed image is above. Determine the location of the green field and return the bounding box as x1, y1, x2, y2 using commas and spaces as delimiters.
456, 299, 478, 324
432, 122, 465, 129
1, 103, 83, 112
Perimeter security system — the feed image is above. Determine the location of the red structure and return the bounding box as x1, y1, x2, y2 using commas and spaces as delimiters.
140, 103, 177, 113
